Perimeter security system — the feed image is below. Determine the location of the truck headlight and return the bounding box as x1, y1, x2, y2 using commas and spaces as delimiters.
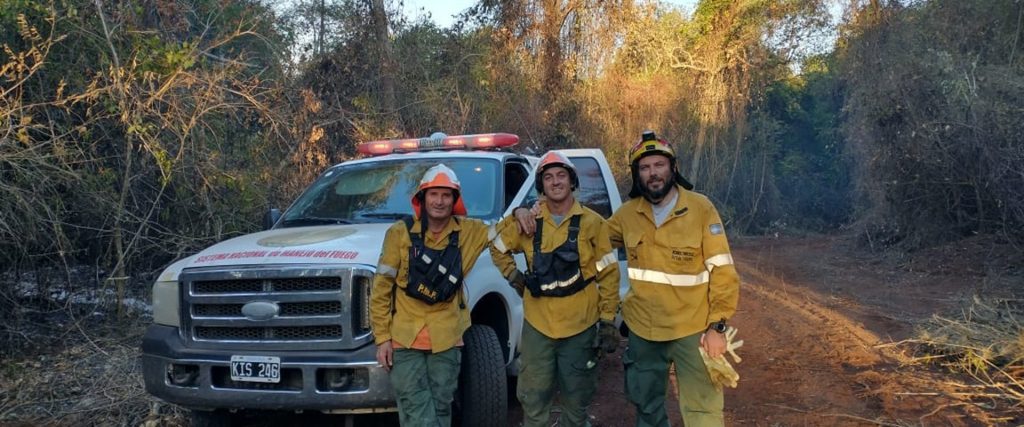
152, 280, 180, 327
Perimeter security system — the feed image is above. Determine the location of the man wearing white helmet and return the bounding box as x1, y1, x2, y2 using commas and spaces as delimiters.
369, 163, 493, 427
491, 151, 620, 427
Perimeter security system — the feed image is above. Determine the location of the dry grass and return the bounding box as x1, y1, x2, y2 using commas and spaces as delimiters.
0, 315, 187, 426
902, 296, 1024, 411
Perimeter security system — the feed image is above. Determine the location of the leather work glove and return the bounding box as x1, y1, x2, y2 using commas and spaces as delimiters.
508, 270, 526, 297
699, 326, 744, 390
598, 320, 619, 354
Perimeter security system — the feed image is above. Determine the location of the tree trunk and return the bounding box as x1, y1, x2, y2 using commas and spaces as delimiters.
112, 135, 133, 319
371, 0, 397, 117
318, 0, 325, 56
541, 0, 564, 96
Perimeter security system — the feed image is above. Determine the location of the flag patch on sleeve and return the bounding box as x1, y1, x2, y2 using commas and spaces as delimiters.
709, 223, 723, 235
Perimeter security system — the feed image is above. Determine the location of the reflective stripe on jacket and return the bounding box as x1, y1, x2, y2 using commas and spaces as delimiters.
370, 216, 491, 353
607, 185, 739, 341
491, 202, 620, 339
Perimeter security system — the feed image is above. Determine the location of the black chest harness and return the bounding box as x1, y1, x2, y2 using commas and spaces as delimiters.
524, 215, 592, 297
400, 217, 464, 305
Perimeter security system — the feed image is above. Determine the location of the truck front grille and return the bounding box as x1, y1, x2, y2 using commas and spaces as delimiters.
180, 266, 374, 351
195, 325, 344, 341
193, 301, 343, 317
193, 276, 343, 294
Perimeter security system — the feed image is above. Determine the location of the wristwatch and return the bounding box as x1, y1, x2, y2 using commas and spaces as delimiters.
708, 320, 727, 334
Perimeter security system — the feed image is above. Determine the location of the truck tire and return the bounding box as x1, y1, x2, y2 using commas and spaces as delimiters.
190, 409, 232, 427
456, 324, 507, 426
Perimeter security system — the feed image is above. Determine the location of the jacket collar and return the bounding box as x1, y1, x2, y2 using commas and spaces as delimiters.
411, 216, 462, 243
540, 199, 584, 228
634, 184, 688, 223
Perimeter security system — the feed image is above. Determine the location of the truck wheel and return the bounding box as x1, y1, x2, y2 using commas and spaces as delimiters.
190, 409, 232, 427
456, 324, 507, 426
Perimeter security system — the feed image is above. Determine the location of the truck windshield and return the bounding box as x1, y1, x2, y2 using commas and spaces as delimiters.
280, 158, 501, 227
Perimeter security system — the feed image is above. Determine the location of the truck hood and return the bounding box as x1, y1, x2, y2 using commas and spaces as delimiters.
157, 223, 392, 282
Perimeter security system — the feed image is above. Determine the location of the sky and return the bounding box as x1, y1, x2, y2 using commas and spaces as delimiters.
402, 0, 701, 28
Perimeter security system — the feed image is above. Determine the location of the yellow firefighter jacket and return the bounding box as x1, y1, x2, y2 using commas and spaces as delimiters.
606, 184, 739, 342
370, 216, 491, 353
490, 202, 620, 339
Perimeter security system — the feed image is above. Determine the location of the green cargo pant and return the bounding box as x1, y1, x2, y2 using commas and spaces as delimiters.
390, 347, 462, 427
517, 321, 599, 427
623, 331, 723, 427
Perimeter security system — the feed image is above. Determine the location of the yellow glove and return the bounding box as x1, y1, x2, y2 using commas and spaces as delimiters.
699, 326, 744, 390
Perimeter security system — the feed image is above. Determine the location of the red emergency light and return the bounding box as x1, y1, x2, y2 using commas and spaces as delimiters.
357, 133, 519, 156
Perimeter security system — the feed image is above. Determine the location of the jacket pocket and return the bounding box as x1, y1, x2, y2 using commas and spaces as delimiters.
624, 232, 644, 262
663, 234, 703, 274
669, 246, 703, 273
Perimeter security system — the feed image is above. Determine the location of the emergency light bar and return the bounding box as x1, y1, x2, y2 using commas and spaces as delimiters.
357, 133, 519, 156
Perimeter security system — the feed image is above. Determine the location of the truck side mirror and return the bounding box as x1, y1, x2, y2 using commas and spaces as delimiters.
263, 208, 281, 230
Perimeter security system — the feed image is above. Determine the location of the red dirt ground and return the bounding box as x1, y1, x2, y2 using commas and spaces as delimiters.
576, 234, 1023, 427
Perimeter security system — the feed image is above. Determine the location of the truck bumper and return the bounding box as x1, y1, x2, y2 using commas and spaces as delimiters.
141, 325, 396, 413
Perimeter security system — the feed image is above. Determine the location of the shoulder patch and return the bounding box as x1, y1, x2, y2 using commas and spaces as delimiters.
709, 223, 724, 235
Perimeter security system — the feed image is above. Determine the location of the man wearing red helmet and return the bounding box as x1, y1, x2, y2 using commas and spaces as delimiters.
369, 163, 493, 427
491, 151, 620, 427
610, 131, 740, 427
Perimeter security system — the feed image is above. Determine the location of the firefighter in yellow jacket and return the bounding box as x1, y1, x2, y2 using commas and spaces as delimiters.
491, 151, 620, 427
369, 164, 493, 427
608, 131, 740, 427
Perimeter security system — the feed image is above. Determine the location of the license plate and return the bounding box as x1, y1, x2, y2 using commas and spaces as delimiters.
230, 355, 281, 383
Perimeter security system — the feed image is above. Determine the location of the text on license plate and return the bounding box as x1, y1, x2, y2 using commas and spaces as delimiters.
230, 355, 281, 383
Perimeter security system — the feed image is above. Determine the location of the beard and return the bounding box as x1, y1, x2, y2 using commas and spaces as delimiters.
641, 176, 673, 202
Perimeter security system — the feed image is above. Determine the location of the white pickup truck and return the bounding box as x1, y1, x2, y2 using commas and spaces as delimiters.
140, 133, 626, 425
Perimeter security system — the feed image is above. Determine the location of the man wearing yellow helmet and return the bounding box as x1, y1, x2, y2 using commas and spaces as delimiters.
610, 131, 740, 427
370, 163, 492, 427
491, 151, 620, 427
